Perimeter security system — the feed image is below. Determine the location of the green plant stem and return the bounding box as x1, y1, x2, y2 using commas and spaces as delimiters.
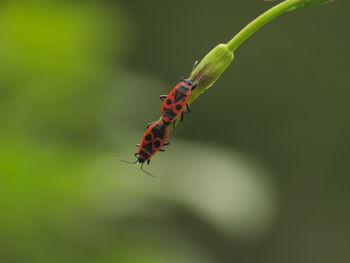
166, 0, 332, 132
227, 0, 305, 52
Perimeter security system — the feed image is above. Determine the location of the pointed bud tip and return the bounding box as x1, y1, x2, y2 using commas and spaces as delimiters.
188, 44, 234, 103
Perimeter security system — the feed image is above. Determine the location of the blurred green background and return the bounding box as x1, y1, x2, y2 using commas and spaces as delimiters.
0, 0, 348, 263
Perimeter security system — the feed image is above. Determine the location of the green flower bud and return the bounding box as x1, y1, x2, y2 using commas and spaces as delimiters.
188, 44, 234, 105
163, 0, 333, 132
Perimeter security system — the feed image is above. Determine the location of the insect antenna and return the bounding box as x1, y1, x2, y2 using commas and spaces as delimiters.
191, 60, 199, 72
115, 157, 138, 165
140, 163, 156, 177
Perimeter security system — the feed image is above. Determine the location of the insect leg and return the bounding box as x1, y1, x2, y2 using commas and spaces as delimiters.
164, 141, 170, 146
147, 159, 151, 165
141, 163, 155, 177
159, 95, 167, 101
180, 112, 184, 122
116, 157, 138, 164
185, 103, 191, 113
135, 144, 140, 147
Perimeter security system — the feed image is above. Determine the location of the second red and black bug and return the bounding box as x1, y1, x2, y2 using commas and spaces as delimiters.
160, 78, 195, 124
116, 120, 170, 177
160, 62, 211, 125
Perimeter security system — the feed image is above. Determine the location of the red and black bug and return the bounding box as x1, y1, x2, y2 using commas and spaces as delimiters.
116, 121, 170, 177
117, 62, 209, 176
160, 62, 210, 125
160, 79, 194, 124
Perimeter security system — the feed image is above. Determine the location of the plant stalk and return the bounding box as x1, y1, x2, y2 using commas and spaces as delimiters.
227, 0, 305, 52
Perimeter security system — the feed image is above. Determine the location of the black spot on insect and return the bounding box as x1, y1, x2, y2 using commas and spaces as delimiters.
162, 107, 177, 121
174, 90, 186, 102
145, 134, 152, 141
151, 125, 167, 139
154, 140, 160, 148
175, 104, 182, 111
142, 142, 153, 154
166, 98, 172, 105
